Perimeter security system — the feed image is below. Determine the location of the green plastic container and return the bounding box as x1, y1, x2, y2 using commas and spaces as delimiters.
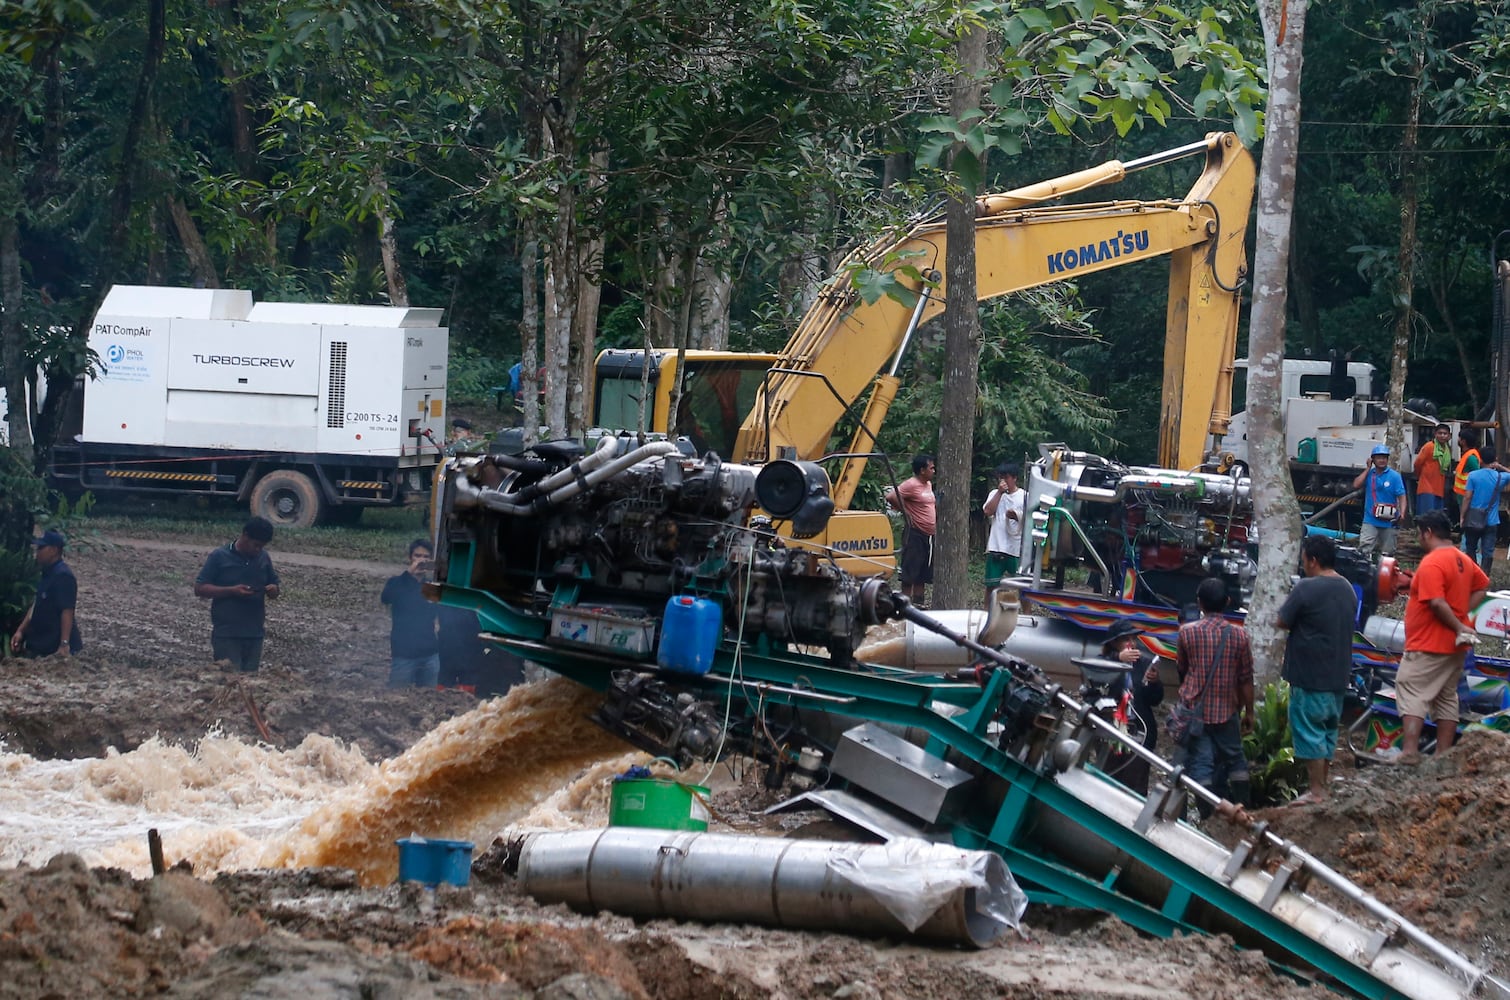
609, 778, 711, 831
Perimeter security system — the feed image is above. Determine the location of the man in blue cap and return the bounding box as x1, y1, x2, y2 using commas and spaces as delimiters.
9, 529, 83, 658
1352, 443, 1406, 562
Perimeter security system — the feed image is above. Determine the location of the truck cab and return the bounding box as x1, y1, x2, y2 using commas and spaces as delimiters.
1217, 356, 1440, 517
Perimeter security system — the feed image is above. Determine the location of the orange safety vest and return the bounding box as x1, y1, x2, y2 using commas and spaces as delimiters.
1454, 448, 1481, 495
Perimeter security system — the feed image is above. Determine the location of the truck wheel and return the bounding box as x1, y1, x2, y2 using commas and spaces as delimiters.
251, 470, 323, 529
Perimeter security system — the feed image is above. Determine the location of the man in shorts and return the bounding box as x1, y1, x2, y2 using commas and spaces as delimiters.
884, 454, 936, 608
1277, 534, 1358, 804
1394, 510, 1488, 763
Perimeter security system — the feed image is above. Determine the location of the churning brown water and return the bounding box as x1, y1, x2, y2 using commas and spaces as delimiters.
1, 677, 634, 884
268, 678, 629, 883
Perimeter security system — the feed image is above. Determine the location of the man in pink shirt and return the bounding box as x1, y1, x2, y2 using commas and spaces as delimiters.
884, 454, 936, 607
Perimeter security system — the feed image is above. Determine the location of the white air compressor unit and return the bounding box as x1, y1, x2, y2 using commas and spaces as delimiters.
49, 285, 449, 528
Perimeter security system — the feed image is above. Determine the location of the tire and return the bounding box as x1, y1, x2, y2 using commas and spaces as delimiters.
250, 469, 323, 529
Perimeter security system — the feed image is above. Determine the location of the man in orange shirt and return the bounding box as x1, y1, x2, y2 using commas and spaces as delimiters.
1394, 510, 1488, 763
1412, 423, 1452, 515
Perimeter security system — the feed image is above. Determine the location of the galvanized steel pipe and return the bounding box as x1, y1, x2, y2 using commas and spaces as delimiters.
512, 827, 1021, 948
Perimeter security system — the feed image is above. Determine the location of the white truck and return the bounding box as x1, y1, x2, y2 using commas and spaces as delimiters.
1217, 356, 1440, 518
40, 285, 448, 528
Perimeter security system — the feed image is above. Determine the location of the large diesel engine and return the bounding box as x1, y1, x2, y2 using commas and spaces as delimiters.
1026, 446, 1255, 609
434, 434, 900, 663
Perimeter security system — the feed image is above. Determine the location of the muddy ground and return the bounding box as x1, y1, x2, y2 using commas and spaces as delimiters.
1, 539, 1507, 998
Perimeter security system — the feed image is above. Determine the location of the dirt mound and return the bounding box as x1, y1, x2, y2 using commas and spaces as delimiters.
0, 656, 479, 761
1258, 728, 1510, 965
0, 854, 1334, 1000
0, 854, 261, 999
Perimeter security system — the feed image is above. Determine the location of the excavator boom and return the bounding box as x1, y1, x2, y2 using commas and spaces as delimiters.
733, 132, 1254, 476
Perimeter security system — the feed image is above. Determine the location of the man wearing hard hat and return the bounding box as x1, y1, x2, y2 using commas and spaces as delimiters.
1351, 443, 1406, 563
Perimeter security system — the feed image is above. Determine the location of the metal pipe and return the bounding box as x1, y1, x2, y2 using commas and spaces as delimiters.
1362, 614, 1405, 652
1063, 689, 1501, 992
473, 439, 682, 515
908, 605, 1506, 995
512, 827, 1023, 949
1047, 508, 1112, 584
888, 278, 936, 378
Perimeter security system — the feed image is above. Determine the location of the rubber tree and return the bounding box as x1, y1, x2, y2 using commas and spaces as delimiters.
1246, 0, 1309, 684
932, 22, 989, 612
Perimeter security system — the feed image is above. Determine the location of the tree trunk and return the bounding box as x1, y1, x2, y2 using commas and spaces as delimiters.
520, 236, 541, 446
167, 196, 220, 288
693, 259, 732, 351
1385, 41, 1425, 464
691, 196, 731, 350
0, 187, 32, 457
1246, 0, 1309, 685
932, 24, 987, 612
372, 168, 409, 307
568, 147, 608, 437
779, 255, 821, 322
539, 27, 584, 440
544, 215, 574, 438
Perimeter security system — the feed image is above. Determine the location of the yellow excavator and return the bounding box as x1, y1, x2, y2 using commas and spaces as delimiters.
591, 132, 1255, 573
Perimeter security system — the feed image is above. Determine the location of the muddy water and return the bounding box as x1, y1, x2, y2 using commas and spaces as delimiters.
1, 678, 636, 884
0, 730, 373, 872
268, 678, 629, 883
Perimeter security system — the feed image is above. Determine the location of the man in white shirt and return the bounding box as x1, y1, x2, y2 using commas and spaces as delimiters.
983, 462, 1026, 596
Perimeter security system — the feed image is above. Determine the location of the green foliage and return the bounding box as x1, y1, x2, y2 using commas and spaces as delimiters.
916, 0, 1264, 187
873, 290, 1115, 469
844, 246, 935, 307
38, 490, 96, 543
1243, 681, 1308, 806
446, 345, 516, 407
600, 299, 646, 351
0, 448, 48, 650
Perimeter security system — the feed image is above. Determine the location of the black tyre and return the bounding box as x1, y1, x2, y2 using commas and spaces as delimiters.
250, 469, 323, 529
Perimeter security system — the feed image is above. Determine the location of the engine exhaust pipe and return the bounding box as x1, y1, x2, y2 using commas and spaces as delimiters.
510, 827, 1026, 949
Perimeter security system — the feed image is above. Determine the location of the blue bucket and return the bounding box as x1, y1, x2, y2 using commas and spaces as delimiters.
395, 836, 474, 887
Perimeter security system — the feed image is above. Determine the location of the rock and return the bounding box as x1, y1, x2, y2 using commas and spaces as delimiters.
137, 871, 233, 939
535, 972, 635, 1000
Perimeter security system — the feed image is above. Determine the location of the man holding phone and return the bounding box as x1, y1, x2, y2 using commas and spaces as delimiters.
194, 516, 281, 672
982, 461, 1026, 596
382, 539, 440, 688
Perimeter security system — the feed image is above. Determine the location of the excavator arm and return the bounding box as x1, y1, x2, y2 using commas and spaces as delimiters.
734, 132, 1255, 494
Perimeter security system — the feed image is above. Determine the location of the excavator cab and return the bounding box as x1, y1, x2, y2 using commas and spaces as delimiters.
593, 350, 778, 458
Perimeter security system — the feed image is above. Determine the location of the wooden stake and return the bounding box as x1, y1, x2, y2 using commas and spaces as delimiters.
147, 828, 165, 876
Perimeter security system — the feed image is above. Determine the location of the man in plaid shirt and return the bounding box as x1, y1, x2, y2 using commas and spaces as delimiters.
1175, 577, 1256, 817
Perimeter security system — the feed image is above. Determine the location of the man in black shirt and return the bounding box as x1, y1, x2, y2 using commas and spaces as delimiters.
11, 529, 82, 657
1277, 534, 1359, 805
382, 539, 440, 687
194, 517, 281, 672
